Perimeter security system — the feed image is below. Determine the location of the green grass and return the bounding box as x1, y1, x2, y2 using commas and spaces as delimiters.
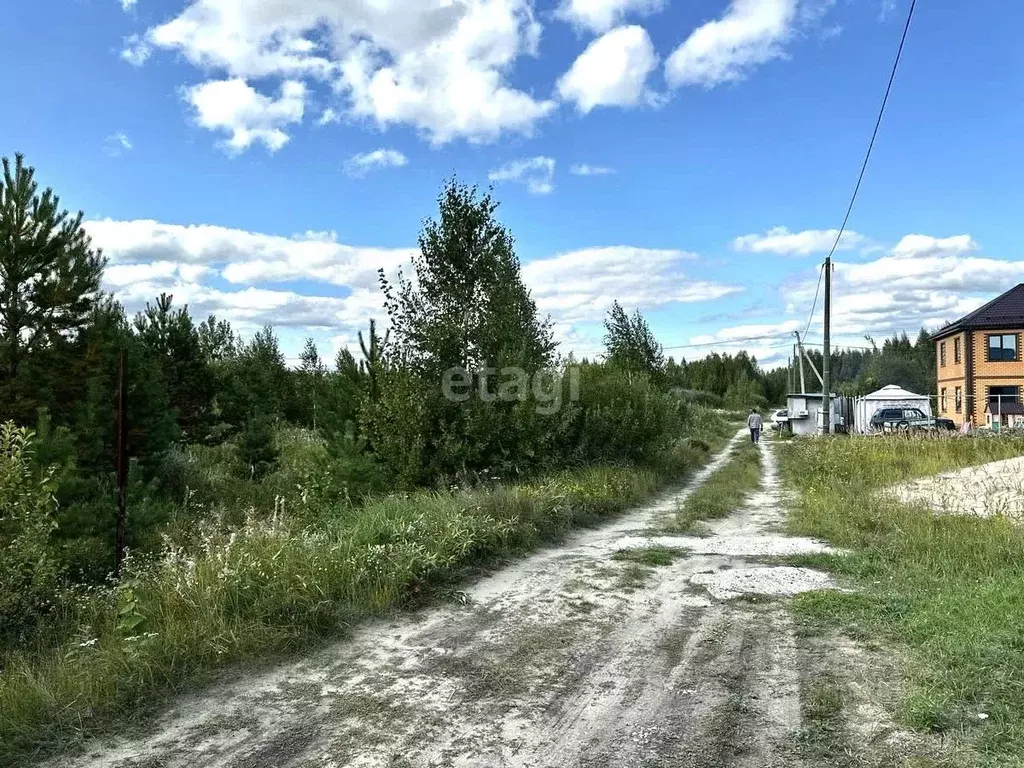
615, 563, 654, 592
779, 433, 1024, 764
611, 545, 689, 566
795, 672, 851, 764
0, 420, 735, 766
671, 438, 762, 532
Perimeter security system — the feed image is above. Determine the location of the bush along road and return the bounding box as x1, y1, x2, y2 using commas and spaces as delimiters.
48, 432, 964, 768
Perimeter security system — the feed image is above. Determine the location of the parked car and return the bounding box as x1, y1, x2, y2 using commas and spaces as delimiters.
769, 409, 789, 431
869, 407, 955, 432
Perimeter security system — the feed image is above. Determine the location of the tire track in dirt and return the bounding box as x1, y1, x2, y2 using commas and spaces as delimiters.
51, 433, 946, 768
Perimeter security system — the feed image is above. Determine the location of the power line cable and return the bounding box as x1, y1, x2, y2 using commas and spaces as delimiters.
662, 334, 782, 351
822, 0, 917, 265
662, 336, 875, 353
802, 262, 825, 340
789, 0, 917, 363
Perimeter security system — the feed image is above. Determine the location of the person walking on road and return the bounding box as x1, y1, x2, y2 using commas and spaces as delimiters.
747, 408, 763, 444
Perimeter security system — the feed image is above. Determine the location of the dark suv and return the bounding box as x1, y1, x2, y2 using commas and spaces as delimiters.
869, 407, 955, 432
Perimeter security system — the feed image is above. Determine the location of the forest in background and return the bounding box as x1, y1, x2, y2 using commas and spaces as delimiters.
669, 328, 938, 410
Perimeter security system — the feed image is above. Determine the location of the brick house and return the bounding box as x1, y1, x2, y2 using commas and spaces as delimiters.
933, 283, 1024, 429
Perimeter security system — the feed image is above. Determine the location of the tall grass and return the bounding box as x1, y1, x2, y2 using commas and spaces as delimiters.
0, 413, 735, 766
779, 434, 1024, 764
671, 438, 762, 532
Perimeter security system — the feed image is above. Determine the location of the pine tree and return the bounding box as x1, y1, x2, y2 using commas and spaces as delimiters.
0, 154, 105, 417
357, 319, 389, 401
218, 325, 294, 426
335, 347, 361, 382
295, 338, 326, 430
70, 298, 177, 471
197, 315, 238, 362
298, 338, 324, 374
134, 294, 215, 440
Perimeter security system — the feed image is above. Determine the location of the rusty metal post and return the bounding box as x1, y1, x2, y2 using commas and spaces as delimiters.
114, 351, 129, 579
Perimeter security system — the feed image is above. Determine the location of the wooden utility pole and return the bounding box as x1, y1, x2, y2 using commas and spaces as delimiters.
822, 259, 833, 434
793, 334, 807, 394
114, 351, 129, 579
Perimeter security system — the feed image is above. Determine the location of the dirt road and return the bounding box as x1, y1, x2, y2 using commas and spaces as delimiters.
59, 433, 952, 768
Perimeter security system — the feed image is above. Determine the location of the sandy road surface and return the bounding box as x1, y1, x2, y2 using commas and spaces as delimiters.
57, 433, 953, 768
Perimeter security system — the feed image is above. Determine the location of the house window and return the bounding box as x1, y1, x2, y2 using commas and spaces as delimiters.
954, 337, 961, 364
987, 334, 1019, 362
955, 387, 962, 414
940, 342, 947, 367
941, 388, 947, 413
988, 386, 1020, 409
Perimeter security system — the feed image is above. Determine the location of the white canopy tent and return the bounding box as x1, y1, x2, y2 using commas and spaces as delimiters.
853, 384, 932, 433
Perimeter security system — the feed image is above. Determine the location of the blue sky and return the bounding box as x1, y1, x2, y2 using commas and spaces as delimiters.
7, 0, 1024, 366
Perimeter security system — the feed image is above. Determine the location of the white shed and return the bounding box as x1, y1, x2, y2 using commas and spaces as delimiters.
853, 384, 932, 434
785, 393, 843, 436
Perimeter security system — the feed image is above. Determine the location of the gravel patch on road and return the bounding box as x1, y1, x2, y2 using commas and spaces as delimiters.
691, 566, 837, 600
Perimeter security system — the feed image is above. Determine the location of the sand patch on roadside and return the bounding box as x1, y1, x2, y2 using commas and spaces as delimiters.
889, 455, 1024, 520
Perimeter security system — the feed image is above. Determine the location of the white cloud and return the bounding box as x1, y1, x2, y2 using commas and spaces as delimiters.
185, 79, 306, 153
820, 24, 843, 41
117, 280, 379, 333
689, 321, 802, 346
889, 234, 978, 260
489, 156, 556, 195
665, 0, 798, 88
674, 333, 799, 369
84, 219, 414, 290
557, 25, 659, 113
555, 0, 665, 34
121, 0, 137, 10
522, 246, 740, 324
317, 108, 340, 126
684, 320, 803, 367
345, 149, 408, 177
121, 35, 151, 66
104, 132, 133, 157
86, 219, 413, 340
570, 163, 616, 176
783, 233, 1024, 339
733, 226, 864, 256
145, 0, 555, 146
105, 261, 212, 287
85, 218, 744, 359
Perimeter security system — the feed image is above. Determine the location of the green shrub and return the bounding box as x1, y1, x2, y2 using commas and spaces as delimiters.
558, 364, 685, 465
237, 415, 279, 481
0, 423, 63, 647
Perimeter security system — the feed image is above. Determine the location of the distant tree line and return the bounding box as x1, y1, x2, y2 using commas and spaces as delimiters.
665, 328, 938, 409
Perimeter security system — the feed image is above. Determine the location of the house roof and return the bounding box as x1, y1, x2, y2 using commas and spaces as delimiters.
985, 401, 1024, 416
932, 283, 1024, 341
861, 384, 928, 401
